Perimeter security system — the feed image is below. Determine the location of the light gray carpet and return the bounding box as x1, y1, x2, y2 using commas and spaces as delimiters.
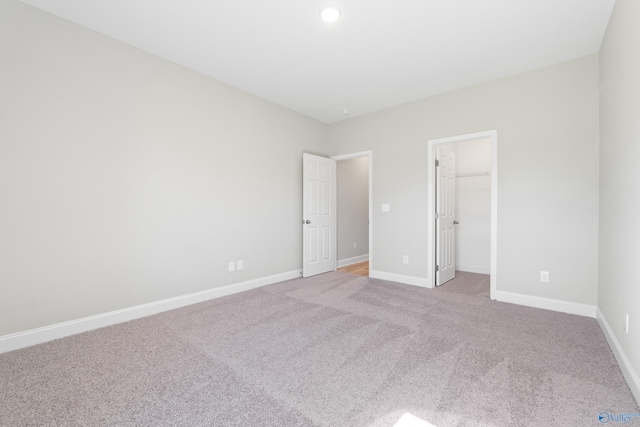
1, 271, 637, 426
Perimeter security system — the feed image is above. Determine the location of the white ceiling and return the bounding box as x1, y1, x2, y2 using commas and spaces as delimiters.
21, 0, 615, 123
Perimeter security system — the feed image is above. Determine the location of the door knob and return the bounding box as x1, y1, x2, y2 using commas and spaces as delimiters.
453, 220, 459, 225
304, 220, 311, 224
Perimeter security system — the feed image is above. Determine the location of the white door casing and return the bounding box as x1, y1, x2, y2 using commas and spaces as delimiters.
436, 148, 456, 286
303, 153, 336, 277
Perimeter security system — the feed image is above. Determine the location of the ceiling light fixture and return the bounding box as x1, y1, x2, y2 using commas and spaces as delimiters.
341, 108, 350, 115
320, 7, 341, 23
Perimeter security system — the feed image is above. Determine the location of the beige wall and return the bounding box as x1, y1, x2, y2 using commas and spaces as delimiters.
598, 0, 640, 400
328, 55, 600, 305
0, 0, 327, 336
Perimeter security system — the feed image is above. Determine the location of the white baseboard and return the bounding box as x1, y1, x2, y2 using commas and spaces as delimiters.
456, 264, 490, 275
369, 269, 431, 288
0, 270, 302, 355
496, 291, 596, 318
597, 308, 640, 405
337, 254, 369, 268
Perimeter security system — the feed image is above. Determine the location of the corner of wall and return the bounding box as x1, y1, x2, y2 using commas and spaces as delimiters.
597, 308, 640, 404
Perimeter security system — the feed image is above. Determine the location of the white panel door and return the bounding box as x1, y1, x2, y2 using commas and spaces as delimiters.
303, 153, 336, 278
436, 148, 456, 286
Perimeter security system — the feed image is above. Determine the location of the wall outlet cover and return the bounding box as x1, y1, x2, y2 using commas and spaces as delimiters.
625, 312, 629, 334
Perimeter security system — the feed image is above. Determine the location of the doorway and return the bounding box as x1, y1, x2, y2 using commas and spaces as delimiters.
427, 131, 497, 299
332, 151, 373, 277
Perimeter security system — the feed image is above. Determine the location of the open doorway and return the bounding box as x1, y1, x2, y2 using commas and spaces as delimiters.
332, 151, 372, 277
427, 131, 497, 299
439, 138, 492, 277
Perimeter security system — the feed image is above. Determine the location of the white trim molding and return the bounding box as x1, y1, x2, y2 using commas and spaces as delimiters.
455, 264, 491, 275
0, 270, 302, 355
369, 270, 430, 288
337, 254, 369, 268
597, 308, 640, 405
496, 291, 596, 318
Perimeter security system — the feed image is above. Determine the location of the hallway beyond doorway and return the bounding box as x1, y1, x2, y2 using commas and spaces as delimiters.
337, 261, 369, 277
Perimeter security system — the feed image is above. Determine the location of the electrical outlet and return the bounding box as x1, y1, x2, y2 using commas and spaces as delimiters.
237, 260, 244, 270
382, 204, 390, 212
625, 313, 629, 334
539, 271, 549, 283
403, 255, 409, 264
228, 261, 235, 272
353, 242, 357, 250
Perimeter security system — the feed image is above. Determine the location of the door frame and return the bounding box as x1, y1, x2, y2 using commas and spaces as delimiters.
427, 130, 497, 300
331, 151, 373, 271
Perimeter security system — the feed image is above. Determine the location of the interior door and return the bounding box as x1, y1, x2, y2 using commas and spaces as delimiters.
436, 148, 456, 286
303, 153, 336, 278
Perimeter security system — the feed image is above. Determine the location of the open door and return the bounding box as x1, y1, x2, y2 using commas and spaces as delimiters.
302, 153, 336, 277
436, 148, 456, 286
428, 130, 497, 298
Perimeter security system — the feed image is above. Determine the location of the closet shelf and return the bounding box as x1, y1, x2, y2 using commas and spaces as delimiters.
455, 171, 491, 178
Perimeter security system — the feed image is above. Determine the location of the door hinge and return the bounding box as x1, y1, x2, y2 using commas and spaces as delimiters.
435, 159, 439, 167
436, 265, 440, 272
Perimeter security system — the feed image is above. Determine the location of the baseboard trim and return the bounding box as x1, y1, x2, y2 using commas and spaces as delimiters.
0, 270, 302, 355
496, 291, 596, 318
337, 254, 369, 268
597, 308, 640, 405
456, 264, 490, 275
369, 270, 430, 288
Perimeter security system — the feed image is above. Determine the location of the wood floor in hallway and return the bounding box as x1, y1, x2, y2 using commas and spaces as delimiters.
337, 260, 369, 276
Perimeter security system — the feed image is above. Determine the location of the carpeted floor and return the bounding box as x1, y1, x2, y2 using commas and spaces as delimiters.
0, 271, 637, 426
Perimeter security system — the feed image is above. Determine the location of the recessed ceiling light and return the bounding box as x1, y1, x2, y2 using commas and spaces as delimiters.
320, 7, 341, 23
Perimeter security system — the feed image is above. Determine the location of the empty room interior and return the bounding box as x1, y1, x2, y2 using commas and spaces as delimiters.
1, 0, 639, 426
